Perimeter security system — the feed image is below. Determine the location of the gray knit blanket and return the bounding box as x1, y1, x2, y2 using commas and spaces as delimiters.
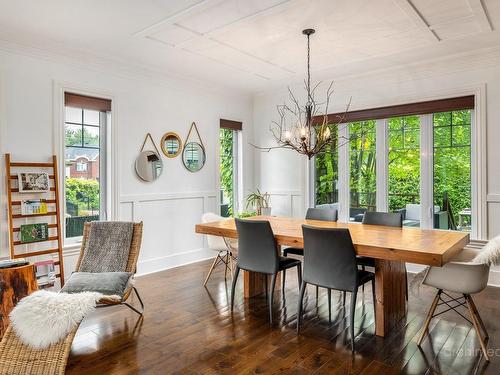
79, 221, 134, 273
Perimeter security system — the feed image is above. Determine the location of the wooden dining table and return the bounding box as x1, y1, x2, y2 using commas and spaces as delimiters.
195, 215, 470, 337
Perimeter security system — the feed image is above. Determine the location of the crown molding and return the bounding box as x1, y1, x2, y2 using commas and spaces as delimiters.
0, 37, 253, 99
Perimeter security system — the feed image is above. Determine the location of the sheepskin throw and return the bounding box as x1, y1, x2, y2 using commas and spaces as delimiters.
473, 234, 500, 265
9, 290, 103, 349
79, 221, 134, 273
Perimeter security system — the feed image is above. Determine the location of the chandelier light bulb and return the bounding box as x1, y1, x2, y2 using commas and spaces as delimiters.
299, 127, 307, 139
284, 130, 292, 141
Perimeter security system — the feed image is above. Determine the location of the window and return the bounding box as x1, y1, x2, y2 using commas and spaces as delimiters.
64, 93, 110, 240
315, 124, 339, 206
349, 120, 376, 221
219, 119, 242, 217
433, 110, 471, 231
313, 96, 475, 235
76, 162, 87, 172
388, 116, 421, 226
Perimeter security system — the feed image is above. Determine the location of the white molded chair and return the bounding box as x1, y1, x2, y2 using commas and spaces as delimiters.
417, 248, 490, 361
201, 212, 237, 286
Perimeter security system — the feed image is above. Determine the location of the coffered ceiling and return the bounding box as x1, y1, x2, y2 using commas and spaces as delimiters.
0, 0, 498, 93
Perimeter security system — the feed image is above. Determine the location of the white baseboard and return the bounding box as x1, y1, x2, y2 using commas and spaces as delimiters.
136, 248, 215, 276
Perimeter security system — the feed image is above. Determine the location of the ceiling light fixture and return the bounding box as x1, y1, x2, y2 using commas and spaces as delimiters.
254, 28, 351, 159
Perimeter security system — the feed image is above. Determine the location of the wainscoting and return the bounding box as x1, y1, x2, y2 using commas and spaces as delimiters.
267, 190, 304, 218
119, 191, 217, 275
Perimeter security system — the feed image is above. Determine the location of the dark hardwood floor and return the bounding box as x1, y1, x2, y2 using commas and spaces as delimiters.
66, 259, 500, 374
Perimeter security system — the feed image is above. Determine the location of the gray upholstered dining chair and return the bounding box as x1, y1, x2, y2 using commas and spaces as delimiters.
231, 218, 302, 325
417, 248, 490, 361
360, 211, 407, 299
283, 207, 338, 301
297, 225, 375, 352
201, 212, 237, 286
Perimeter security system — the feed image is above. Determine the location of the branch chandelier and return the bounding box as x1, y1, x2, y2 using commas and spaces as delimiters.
254, 28, 351, 159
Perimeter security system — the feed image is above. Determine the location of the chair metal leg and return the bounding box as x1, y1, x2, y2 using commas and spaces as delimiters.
203, 252, 221, 286
465, 294, 490, 362
467, 295, 489, 340
296, 264, 302, 291
230, 266, 240, 311
282, 269, 286, 293
297, 281, 307, 334
123, 287, 145, 315
350, 290, 358, 352
224, 253, 229, 279
417, 289, 441, 346
327, 288, 332, 323
269, 273, 277, 325
343, 291, 346, 307
265, 275, 268, 301
405, 268, 409, 301
371, 279, 376, 321
228, 253, 234, 277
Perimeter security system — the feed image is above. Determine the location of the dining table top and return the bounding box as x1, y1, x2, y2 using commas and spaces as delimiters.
195, 215, 470, 267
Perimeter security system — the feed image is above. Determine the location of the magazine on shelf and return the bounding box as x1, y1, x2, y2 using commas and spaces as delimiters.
21, 199, 48, 215
17, 172, 50, 193
20, 223, 49, 243
0, 258, 28, 269
34, 259, 56, 287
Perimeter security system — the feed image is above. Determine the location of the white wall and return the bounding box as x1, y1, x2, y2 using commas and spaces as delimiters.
0, 46, 253, 277
252, 46, 500, 283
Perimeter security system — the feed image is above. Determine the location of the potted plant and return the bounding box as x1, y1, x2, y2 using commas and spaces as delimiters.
246, 189, 271, 216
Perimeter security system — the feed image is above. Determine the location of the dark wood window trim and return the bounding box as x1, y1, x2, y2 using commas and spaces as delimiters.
65, 92, 112, 112
313, 95, 474, 124
220, 119, 242, 131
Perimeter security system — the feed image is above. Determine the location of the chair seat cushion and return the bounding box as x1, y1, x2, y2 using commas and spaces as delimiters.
279, 256, 301, 270
61, 272, 133, 297
357, 256, 375, 267
283, 247, 304, 256
423, 262, 489, 294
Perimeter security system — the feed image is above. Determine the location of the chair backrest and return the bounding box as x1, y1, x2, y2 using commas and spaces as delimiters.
362, 211, 403, 227
201, 212, 229, 251
302, 225, 358, 292
306, 207, 338, 221
235, 218, 278, 274
76, 221, 143, 273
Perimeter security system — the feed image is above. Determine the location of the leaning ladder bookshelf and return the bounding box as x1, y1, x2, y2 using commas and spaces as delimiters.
5, 154, 65, 286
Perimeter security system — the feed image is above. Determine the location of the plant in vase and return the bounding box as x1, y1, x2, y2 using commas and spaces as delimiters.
245, 189, 271, 216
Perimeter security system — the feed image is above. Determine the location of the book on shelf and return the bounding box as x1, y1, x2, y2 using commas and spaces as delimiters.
34, 259, 56, 288
20, 223, 49, 243
21, 199, 48, 215
0, 258, 29, 269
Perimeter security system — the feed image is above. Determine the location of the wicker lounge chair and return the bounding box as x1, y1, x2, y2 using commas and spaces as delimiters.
0, 221, 143, 375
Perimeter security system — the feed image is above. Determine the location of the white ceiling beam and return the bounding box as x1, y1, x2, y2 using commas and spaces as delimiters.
466, 0, 493, 32
133, 0, 215, 37
393, 0, 440, 42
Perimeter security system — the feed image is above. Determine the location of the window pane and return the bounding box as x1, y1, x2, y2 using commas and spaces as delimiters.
315, 125, 338, 206
452, 125, 471, 147
388, 116, 420, 227
65, 107, 82, 123
433, 110, 471, 232
84, 109, 100, 125
220, 128, 234, 217
349, 121, 376, 221
65, 124, 83, 147
452, 110, 470, 125
64, 104, 103, 239
434, 126, 451, 148
83, 125, 99, 147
